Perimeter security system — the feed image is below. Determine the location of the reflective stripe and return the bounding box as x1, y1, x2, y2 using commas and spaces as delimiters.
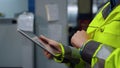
81, 40, 100, 64
94, 44, 114, 68
102, 3, 111, 19
96, 45, 114, 60
102, 1, 120, 19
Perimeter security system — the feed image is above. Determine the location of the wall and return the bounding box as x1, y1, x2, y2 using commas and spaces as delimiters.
35, 0, 68, 68
0, 19, 34, 68
0, 0, 34, 68
0, 0, 28, 18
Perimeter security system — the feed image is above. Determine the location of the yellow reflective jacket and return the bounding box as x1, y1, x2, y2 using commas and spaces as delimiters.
86, 2, 120, 68
87, 2, 120, 48
54, 2, 120, 68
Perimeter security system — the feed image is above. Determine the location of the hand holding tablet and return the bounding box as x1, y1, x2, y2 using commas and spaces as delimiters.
18, 29, 61, 57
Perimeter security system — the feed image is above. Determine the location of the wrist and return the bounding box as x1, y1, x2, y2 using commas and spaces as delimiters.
79, 39, 92, 55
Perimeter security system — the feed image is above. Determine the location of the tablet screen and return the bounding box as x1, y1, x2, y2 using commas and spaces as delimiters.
18, 29, 57, 56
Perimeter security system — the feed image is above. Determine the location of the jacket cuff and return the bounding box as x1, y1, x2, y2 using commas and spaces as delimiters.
63, 45, 81, 63
81, 40, 101, 64
53, 43, 65, 63
54, 43, 81, 64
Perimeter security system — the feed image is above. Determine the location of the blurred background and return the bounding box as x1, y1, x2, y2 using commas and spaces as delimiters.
0, 0, 108, 68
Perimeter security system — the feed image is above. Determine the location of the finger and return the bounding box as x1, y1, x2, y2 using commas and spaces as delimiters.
39, 35, 50, 42
39, 38, 48, 46
81, 30, 85, 32
44, 50, 52, 59
40, 35, 49, 41
76, 30, 80, 33
76, 30, 82, 35
48, 42, 61, 53
47, 53, 52, 59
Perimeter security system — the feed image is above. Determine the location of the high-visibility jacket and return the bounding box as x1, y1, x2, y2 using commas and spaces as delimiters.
85, 2, 120, 68
54, 2, 120, 68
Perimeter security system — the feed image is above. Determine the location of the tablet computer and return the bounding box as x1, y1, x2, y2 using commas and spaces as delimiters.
17, 29, 57, 56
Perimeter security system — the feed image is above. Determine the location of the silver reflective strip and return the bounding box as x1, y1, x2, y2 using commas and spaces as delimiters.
96, 45, 114, 60
94, 44, 114, 68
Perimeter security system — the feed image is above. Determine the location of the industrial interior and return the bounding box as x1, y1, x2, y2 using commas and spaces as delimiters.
0, 0, 109, 68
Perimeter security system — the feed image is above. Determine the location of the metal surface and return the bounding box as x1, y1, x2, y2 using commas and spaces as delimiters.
0, 19, 33, 68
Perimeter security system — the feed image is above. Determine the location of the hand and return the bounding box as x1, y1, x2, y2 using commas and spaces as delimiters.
39, 35, 61, 59
71, 30, 89, 48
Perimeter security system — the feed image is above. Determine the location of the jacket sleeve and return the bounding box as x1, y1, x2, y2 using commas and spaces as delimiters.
54, 40, 120, 68
54, 43, 85, 68
54, 43, 81, 63
80, 40, 120, 68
